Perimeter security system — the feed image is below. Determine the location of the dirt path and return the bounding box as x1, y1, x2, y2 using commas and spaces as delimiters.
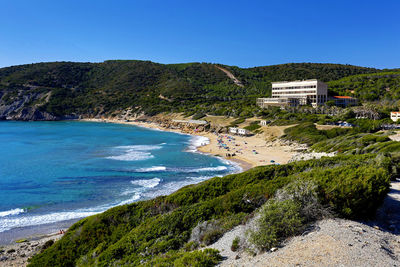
215, 66, 244, 87
374, 178, 400, 234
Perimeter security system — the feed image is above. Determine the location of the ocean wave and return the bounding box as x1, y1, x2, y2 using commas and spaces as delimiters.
169, 166, 228, 173
0, 193, 146, 233
117, 193, 141, 206
0, 208, 25, 217
106, 151, 154, 161
194, 166, 228, 172
143, 175, 219, 199
0, 208, 101, 233
185, 136, 210, 153
130, 178, 161, 188
106, 144, 164, 161
115, 144, 164, 151
135, 166, 166, 172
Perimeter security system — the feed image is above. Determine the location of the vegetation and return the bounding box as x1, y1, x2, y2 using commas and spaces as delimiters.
248, 199, 303, 250
0, 61, 395, 119
231, 237, 240, 252
328, 71, 400, 102
283, 122, 400, 155
28, 153, 394, 266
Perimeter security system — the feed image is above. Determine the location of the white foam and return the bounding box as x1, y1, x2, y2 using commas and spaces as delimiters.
143, 175, 218, 199
135, 166, 166, 172
186, 136, 210, 152
194, 166, 228, 172
0, 209, 100, 233
117, 193, 141, 206
107, 151, 154, 161
115, 144, 163, 150
0, 208, 25, 217
106, 144, 164, 161
0, 193, 147, 233
130, 178, 161, 188
217, 157, 242, 173
171, 166, 228, 173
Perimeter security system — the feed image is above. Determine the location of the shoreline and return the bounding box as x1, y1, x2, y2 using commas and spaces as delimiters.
0, 117, 298, 265
80, 118, 299, 171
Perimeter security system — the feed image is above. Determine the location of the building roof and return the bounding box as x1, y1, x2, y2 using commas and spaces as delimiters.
333, 96, 354, 99
391, 112, 400, 114
271, 79, 318, 84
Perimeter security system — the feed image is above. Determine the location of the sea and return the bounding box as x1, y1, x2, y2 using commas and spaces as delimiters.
0, 121, 239, 244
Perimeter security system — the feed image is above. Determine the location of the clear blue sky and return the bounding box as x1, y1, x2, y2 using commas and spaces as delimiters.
0, 0, 399, 69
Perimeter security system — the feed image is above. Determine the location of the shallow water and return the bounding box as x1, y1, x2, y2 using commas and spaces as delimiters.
0, 121, 239, 241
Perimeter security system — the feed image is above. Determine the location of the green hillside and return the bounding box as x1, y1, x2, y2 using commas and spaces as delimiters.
0, 61, 391, 119
28, 153, 395, 266
327, 71, 400, 101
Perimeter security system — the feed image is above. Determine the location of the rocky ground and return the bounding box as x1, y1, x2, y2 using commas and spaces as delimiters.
0, 233, 62, 267
207, 179, 400, 267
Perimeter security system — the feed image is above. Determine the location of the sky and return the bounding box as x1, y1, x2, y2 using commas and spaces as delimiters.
0, 0, 399, 69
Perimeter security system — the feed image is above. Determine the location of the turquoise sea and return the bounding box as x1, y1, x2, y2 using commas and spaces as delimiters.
0, 121, 238, 242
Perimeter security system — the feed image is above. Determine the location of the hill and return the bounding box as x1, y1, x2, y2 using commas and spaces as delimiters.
0, 61, 390, 120
327, 71, 400, 101
27, 154, 396, 266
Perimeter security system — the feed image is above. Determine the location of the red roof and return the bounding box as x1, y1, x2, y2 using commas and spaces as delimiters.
333, 96, 353, 99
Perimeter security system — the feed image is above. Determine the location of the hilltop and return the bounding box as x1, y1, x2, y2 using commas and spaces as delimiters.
0, 61, 396, 120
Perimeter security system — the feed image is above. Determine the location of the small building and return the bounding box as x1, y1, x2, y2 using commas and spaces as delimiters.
237, 128, 251, 136
172, 119, 208, 125
260, 120, 268, 126
391, 112, 400, 122
256, 97, 299, 108
331, 96, 357, 107
228, 127, 250, 136
229, 127, 238, 134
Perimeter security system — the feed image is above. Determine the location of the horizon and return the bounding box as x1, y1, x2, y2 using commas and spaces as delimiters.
1, 59, 398, 70
1, 0, 399, 69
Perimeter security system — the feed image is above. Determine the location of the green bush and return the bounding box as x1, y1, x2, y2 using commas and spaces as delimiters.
248, 199, 303, 251
173, 249, 222, 267
231, 237, 240, 252
244, 124, 261, 132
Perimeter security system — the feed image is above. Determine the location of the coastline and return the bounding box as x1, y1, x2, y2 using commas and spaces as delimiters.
80, 117, 299, 171
0, 118, 299, 266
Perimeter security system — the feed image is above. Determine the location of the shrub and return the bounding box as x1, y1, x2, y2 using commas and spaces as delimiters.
275, 179, 331, 222
192, 113, 206, 120
173, 249, 222, 267
41, 240, 55, 252
244, 124, 261, 132
247, 199, 303, 251
231, 237, 240, 252
183, 241, 199, 252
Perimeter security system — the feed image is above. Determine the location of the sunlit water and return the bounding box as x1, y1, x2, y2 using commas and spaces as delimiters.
0, 121, 239, 238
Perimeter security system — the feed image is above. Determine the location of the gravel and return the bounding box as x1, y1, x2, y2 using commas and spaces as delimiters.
207, 179, 400, 267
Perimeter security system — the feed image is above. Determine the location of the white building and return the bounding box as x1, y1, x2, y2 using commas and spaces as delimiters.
228, 127, 250, 136
237, 128, 251, 136
229, 127, 238, 134
257, 79, 328, 108
391, 112, 400, 122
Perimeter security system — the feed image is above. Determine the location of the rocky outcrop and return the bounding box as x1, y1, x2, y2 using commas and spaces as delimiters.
0, 90, 57, 121
0, 90, 81, 121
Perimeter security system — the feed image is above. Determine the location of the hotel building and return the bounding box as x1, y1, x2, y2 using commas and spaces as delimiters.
257, 79, 328, 108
